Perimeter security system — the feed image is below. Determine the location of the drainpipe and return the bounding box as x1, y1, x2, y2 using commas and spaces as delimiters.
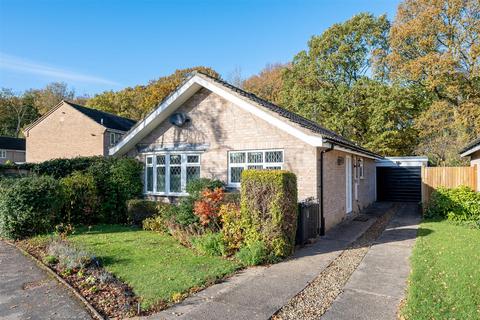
320, 143, 334, 236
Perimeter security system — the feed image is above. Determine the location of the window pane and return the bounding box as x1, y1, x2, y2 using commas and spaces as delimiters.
247, 165, 263, 169
157, 155, 165, 165
265, 151, 283, 163
146, 166, 153, 192
230, 152, 245, 164
170, 155, 181, 165
186, 166, 200, 185
170, 166, 182, 192
230, 167, 244, 183
156, 166, 166, 192
248, 152, 263, 163
146, 156, 153, 165
266, 166, 281, 170
187, 155, 199, 163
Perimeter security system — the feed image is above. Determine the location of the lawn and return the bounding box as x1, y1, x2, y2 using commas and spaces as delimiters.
401, 220, 480, 319
69, 225, 240, 309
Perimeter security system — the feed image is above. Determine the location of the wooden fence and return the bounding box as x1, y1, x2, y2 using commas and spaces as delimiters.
421, 166, 477, 204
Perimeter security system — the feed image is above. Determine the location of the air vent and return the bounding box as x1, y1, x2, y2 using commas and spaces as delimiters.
169, 113, 190, 127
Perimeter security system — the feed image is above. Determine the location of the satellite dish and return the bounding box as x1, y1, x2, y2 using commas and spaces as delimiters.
169, 113, 190, 127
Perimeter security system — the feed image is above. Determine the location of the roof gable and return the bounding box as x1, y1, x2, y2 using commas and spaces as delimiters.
0, 136, 25, 151
460, 137, 480, 157
110, 72, 380, 159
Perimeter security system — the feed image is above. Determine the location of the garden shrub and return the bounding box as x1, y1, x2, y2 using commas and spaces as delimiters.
32, 156, 105, 178
240, 170, 298, 259
186, 178, 224, 199
235, 240, 268, 266
47, 239, 93, 270
0, 175, 64, 239
193, 188, 224, 229
425, 186, 480, 222
127, 199, 158, 225
191, 232, 225, 256
220, 203, 244, 255
142, 215, 166, 232
61, 171, 100, 225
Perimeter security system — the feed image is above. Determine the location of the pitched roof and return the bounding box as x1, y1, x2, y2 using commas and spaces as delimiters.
66, 101, 136, 132
0, 136, 26, 151
460, 137, 480, 157
110, 72, 381, 159
198, 72, 380, 158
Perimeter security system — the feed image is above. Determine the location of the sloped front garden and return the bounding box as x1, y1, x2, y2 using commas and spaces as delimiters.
0, 157, 299, 318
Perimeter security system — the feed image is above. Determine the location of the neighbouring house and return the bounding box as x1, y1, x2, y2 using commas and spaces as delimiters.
0, 136, 26, 164
460, 137, 480, 191
24, 100, 136, 163
110, 72, 382, 232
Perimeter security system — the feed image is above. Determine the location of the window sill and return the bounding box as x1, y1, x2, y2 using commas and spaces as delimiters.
144, 192, 189, 197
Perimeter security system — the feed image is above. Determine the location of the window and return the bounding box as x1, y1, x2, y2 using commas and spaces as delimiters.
228, 149, 284, 186
358, 158, 364, 179
144, 153, 201, 195
109, 132, 122, 146
0, 149, 6, 158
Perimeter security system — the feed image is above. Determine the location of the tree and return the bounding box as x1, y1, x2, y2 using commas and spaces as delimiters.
243, 63, 287, 104
87, 67, 219, 120
0, 89, 38, 137
27, 82, 75, 115
278, 13, 424, 155
387, 0, 480, 165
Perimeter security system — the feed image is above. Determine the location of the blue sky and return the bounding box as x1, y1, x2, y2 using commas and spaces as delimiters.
0, 0, 400, 96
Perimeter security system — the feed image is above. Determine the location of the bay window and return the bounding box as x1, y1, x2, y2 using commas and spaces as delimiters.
228, 149, 284, 187
145, 153, 200, 195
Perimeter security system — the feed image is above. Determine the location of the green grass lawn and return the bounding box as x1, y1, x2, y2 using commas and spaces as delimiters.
401, 220, 480, 319
69, 225, 239, 309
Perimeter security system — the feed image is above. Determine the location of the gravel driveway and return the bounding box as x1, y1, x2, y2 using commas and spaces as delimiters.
0, 240, 92, 320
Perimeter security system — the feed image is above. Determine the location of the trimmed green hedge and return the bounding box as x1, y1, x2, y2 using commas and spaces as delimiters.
127, 199, 159, 225
0, 175, 64, 239
425, 186, 480, 222
239, 169, 298, 259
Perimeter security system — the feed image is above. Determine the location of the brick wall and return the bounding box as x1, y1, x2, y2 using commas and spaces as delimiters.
25, 103, 107, 163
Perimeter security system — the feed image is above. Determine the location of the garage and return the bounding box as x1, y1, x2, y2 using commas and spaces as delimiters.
376, 157, 428, 202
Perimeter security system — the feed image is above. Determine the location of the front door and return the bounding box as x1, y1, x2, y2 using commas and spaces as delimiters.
346, 155, 353, 213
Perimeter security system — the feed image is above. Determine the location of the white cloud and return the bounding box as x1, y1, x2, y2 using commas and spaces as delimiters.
0, 52, 120, 86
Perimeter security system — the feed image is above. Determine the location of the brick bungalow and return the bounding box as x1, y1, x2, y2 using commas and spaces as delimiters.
0, 136, 26, 164
111, 72, 382, 232
460, 137, 480, 191
24, 100, 136, 163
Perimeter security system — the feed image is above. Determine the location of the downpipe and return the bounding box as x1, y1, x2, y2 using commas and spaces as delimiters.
320, 143, 334, 236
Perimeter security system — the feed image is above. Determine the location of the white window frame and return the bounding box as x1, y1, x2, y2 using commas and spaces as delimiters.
144, 152, 201, 196
358, 157, 365, 179
227, 149, 284, 188
0, 149, 6, 159
109, 132, 121, 147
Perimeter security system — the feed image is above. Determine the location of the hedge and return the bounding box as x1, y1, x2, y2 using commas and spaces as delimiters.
425, 186, 480, 222
239, 169, 298, 259
0, 175, 64, 239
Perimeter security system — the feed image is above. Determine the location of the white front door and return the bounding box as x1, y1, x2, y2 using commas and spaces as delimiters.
346, 155, 353, 213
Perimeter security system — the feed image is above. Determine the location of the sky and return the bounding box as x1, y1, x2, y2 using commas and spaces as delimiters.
0, 0, 400, 96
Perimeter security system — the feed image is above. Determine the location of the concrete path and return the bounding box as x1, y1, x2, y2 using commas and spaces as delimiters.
149, 202, 394, 320
322, 203, 420, 320
0, 241, 92, 320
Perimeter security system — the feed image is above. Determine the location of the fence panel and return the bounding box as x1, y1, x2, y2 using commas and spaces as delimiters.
421, 166, 477, 204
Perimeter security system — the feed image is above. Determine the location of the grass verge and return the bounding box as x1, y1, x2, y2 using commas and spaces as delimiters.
69, 224, 240, 310
401, 220, 480, 319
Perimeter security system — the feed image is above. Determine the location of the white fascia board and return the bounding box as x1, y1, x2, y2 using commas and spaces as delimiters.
461, 144, 480, 158
194, 76, 324, 147
324, 142, 378, 160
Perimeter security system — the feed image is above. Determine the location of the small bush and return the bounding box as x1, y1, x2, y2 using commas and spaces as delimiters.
425, 186, 480, 222
43, 255, 58, 265
0, 175, 64, 239
235, 241, 268, 266
143, 215, 166, 232
127, 199, 159, 225
240, 170, 298, 259
192, 232, 225, 256
186, 178, 224, 199
47, 240, 93, 270
61, 171, 100, 225
193, 188, 224, 229
220, 203, 243, 255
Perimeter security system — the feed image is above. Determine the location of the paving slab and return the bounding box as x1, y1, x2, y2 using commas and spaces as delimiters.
321, 203, 420, 320
0, 241, 92, 320
148, 202, 394, 320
